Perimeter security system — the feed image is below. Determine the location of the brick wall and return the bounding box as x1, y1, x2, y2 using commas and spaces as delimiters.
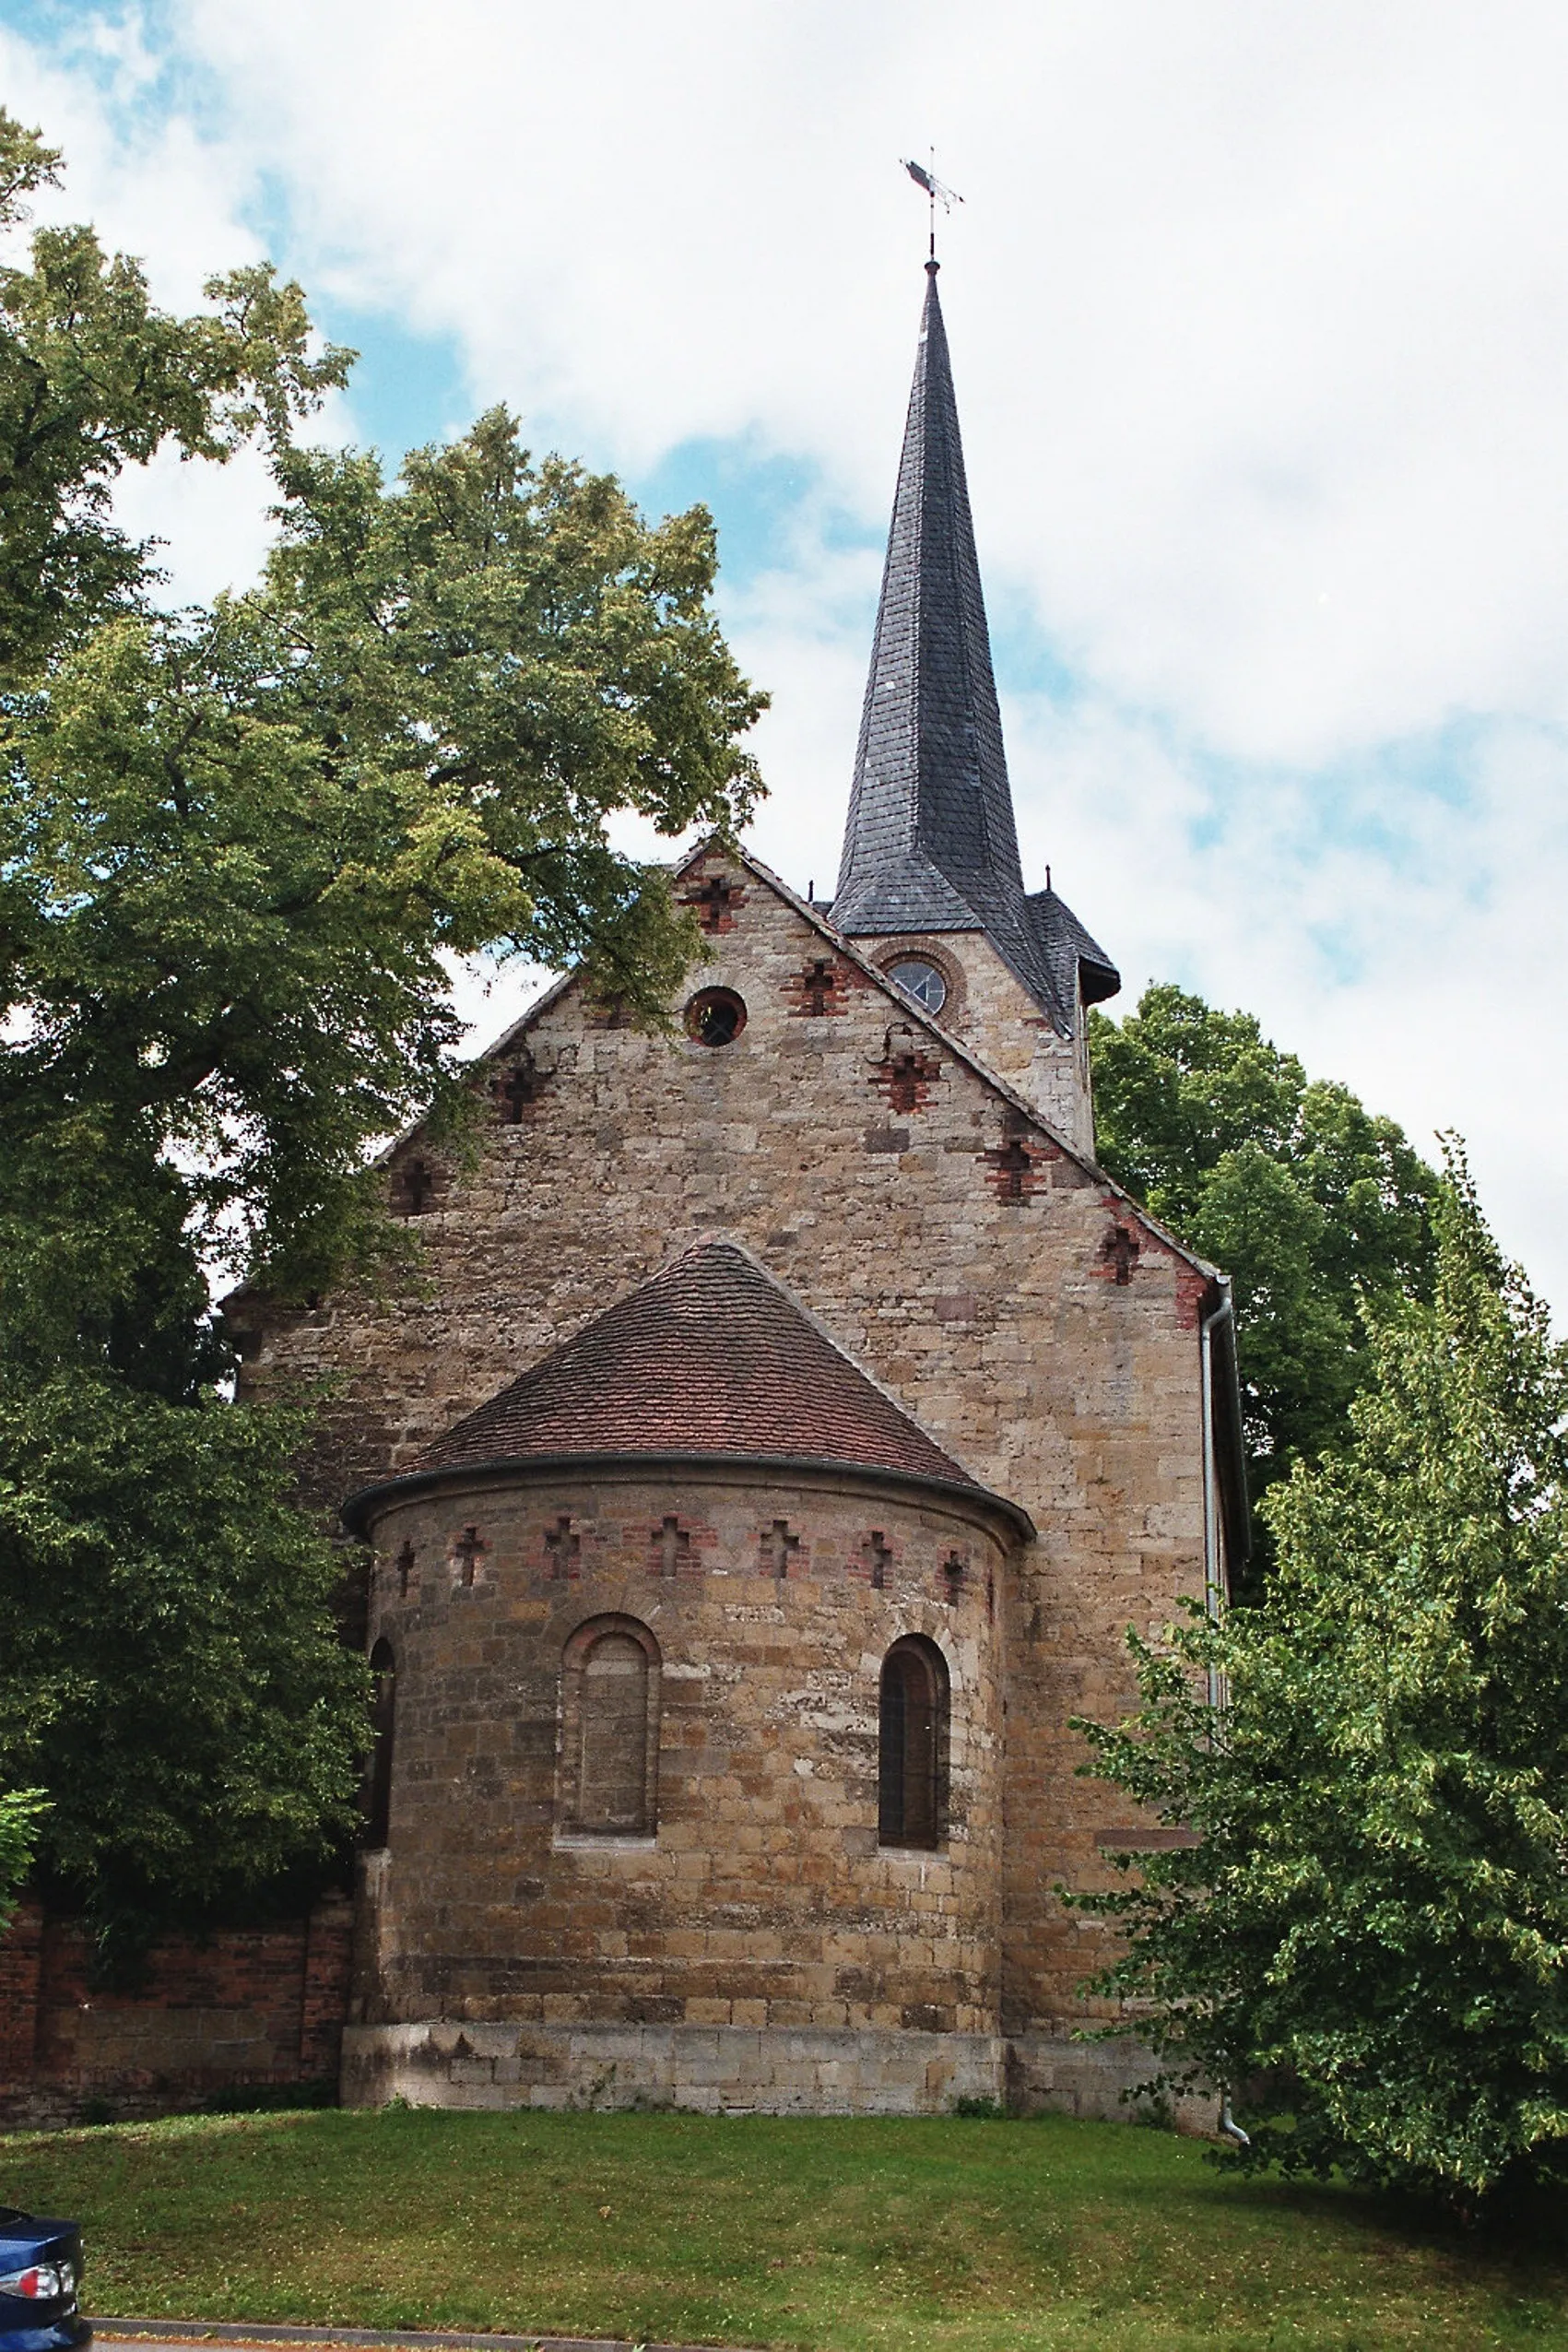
0, 1894, 352, 2128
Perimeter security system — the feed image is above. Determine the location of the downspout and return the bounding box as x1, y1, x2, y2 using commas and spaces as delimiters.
1219, 2098, 1250, 2147
1198, 1281, 1234, 1708
1202, 1280, 1249, 2151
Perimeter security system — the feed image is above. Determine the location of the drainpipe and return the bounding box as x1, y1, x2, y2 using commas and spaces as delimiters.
1203, 1282, 1247, 2153
1198, 1282, 1234, 1709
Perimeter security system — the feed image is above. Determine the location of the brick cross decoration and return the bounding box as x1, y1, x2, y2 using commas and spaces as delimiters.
983, 1132, 1053, 1205
761, 1519, 801, 1579
588, 995, 635, 1029
802, 958, 839, 1015
654, 1516, 691, 1578
452, 1525, 487, 1587
395, 1541, 417, 1599
865, 1531, 893, 1590
399, 1159, 436, 1215
942, 1552, 967, 1602
1102, 1225, 1140, 1284
682, 872, 745, 934
877, 1049, 941, 1115
491, 1061, 540, 1124
543, 1515, 581, 1580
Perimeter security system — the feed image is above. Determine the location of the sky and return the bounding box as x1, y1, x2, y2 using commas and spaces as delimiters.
6, 0, 1568, 1309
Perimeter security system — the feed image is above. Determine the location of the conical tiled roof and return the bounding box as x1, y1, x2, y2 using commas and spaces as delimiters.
414, 1242, 980, 1491
831, 264, 1117, 1035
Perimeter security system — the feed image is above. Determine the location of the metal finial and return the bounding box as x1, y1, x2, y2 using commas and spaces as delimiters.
902, 153, 963, 263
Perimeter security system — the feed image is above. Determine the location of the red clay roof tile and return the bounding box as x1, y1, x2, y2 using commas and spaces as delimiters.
417, 1241, 977, 1490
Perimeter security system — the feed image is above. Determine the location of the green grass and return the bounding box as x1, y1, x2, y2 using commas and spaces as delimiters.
3, 2106, 1566, 2351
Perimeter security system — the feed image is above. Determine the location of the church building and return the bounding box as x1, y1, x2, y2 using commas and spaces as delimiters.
242, 260, 1248, 2120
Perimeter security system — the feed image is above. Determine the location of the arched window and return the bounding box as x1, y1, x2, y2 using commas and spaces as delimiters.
364, 1637, 396, 1849
562, 1616, 661, 1838
878, 1637, 949, 1850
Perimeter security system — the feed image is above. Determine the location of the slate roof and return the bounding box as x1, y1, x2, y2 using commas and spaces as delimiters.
830, 264, 1118, 1034
412, 1241, 982, 1493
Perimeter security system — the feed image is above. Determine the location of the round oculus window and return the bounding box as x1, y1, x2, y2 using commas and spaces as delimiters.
685, 987, 747, 1046
886, 957, 948, 1013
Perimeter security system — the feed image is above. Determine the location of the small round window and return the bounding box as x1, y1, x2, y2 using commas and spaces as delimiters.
887, 958, 947, 1014
685, 987, 747, 1047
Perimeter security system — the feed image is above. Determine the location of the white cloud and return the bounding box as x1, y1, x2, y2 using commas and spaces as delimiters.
156, 0, 1568, 751
10, 0, 1568, 1307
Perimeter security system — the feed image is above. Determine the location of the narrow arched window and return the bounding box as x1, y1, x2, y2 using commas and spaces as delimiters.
878, 1637, 949, 1850
364, 1637, 396, 1849
563, 1616, 661, 1838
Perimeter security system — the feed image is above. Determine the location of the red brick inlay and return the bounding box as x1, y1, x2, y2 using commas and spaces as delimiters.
784, 954, 863, 1017
1175, 1268, 1211, 1330
873, 1044, 942, 1115
652, 1515, 692, 1578
451, 1523, 488, 1586
390, 1153, 443, 1216
1099, 1223, 1141, 1284
584, 995, 635, 1029
981, 1127, 1055, 1204
682, 870, 747, 934
853, 1530, 895, 1588
543, 1514, 582, 1579
490, 1057, 547, 1121
760, 1518, 803, 1578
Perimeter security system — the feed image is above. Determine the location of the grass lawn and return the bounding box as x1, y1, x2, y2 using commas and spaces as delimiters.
2, 2106, 1565, 2352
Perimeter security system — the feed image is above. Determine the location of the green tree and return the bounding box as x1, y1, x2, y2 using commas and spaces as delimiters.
0, 111, 349, 684
1090, 985, 1439, 1531
0, 120, 764, 1955
1069, 1150, 1568, 2209
4, 413, 764, 1351
0, 1791, 47, 1934
0, 1382, 362, 1956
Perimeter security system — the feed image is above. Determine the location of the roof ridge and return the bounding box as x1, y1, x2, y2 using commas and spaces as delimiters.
655, 1229, 974, 1471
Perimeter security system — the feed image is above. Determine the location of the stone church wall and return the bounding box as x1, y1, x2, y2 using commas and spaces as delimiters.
345, 1460, 1009, 2113
847, 927, 1095, 1156
235, 847, 1218, 2114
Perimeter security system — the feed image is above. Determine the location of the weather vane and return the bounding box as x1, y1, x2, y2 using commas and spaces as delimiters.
902, 153, 963, 262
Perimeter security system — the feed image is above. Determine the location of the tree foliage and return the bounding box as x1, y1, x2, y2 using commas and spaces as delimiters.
1090, 985, 1439, 1531
0, 117, 765, 1949
3, 415, 764, 1351
0, 110, 349, 684
0, 1382, 364, 1964
0, 1790, 46, 1937
1069, 1151, 1568, 2208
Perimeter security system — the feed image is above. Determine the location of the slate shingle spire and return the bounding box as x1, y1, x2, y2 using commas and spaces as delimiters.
831, 263, 1117, 1036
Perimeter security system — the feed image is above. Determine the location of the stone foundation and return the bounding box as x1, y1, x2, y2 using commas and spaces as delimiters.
342, 2020, 1007, 2115
1007, 2027, 1220, 2133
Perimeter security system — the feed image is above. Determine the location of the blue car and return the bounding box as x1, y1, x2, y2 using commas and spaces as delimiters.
0, 2211, 88, 2352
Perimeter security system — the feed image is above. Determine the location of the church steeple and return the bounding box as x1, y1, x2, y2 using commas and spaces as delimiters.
831, 264, 1117, 1043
